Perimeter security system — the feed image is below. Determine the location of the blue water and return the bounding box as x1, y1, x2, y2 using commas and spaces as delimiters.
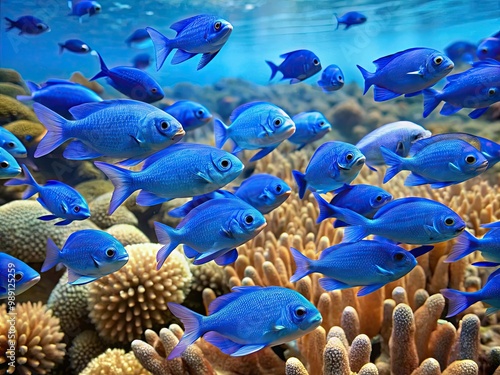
1, 0, 499, 88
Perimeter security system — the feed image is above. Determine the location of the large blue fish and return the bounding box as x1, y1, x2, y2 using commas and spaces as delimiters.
477, 38, 500, 61
41, 229, 129, 285
163, 100, 213, 131
68, 0, 101, 22
146, 15, 233, 71
329, 184, 393, 228
314, 194, 465, 244
167, 286, 322, 358
168, 190, 234, 218
214, 102, 295, 162
445, 41, 476, 66
381, 139, 488, 188
58, 39, 92, 54
33, 100, 184, 161
266, 50, 322, 84
357, 48, 454, 101
292, 141, 365, 199
423, 59, 500, 119
356, 121, 431, 170
317, 64, 344, 92
0, 148, 21, 179
288, 112, 331, 150
0, 126, 26, 157
0, 253, 40, 299
5, 16, 49, 35
334, 11, 367, 30
441, 270, 500, 317
290, 241, 432, 296
95, 143, 243, 215
5, 164, 90, 225
17, 79, 102, 119
125, 28, 151, 48
90, 52, 164, 103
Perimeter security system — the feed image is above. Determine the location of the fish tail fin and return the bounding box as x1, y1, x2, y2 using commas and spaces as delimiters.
33, 103, 70, 157
292, 170, 308, 199
265, 60, 280, 80
440, 288, 479, 317
422, 89, 441, 118
334, 13, 340, 30
94, 161, 135, 215
90, 52, 110, 81
154, 222, 180, 270
313, 192, 337, 223
4, 164, 40, 198
167, 302, 204, 359
214, 118, 229, 148
356, 65, 374, 94
289, 247, 313, 282
5, 17, 16, 31
58, 43, 65, 54
445, 231, 479, 263
380, 146, 404, 183
146, 27, 173, 71
17, 81, 39, 101
41, 238, 61, 272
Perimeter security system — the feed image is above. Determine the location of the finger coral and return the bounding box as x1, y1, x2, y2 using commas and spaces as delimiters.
80, 348, 151, 375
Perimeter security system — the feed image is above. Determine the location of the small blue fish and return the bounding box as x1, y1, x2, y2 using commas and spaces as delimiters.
266, 50, 322, 84
5, 164, 90, 225
17, 79, 102, 119
146, 15, 233, 71
314, 195, 465, 244
163, 100, 213, 131
0, 148, 21, 179
477, 38, 500, 61
34, 100, 184, 161
441, 270, 500, 317
290, 241, 432, 296
0, 253, 40, 299
445, 41, 476, 65
381, 139, 488, 188
423, 59, 500, 119
132, 53, 152, 70
329, 184, 393, 228
334, 11, 367, 30
214, 102, 296, 162
68, 1, 101, 22
155, 198, 266, 268
317, 64, 344, 92
292, 141, 365, 199
4, 16, 49, 35
356, 121, 431, 170
41, 229, 129, 285
168, 190, 235, 218
357, 48, 454, 101
90, 52, 164, 103
125, 28, 151, 48
289, 112, 331, 150
95, 143, 243, 215
0, 126, 26, 157
167, 286, 322, 358
59, 39, 92, 54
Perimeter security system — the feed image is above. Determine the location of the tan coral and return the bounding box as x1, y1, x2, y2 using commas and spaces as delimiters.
68, 330, 106, 374
80, 348, 151, 375
74, 179, 114, 202
88, 192, 138, 229
105, 224, 150, 246
390, 303, 419, 375
0, 94, 38, 125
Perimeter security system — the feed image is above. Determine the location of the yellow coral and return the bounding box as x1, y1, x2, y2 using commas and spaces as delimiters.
0, 94, 38, 125
80, 349, 151, 375
105, 224, 150, 246
68, 330, 106, 374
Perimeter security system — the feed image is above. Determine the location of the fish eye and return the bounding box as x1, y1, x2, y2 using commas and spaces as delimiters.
7, 142, 15, 148
346, 153, 354, 161
214, 21, 222, 30
481, 48, 488, 54
244, 215, 254, 224
0, 161, 9, 168
151, 88, 158, 93
73, 206, 81, 213
465, 155, 476, 164
197, 109, 204, 116
433, 56, 443, 65
376, 195, 382, 201
338, 76, 343, 82
36, 24, 44, 30
106, 248, 115, 257
219, 158, 231, 170
393, 252, 405, 261
445, 217, 455, 226
319, 121, 325, 126
95, 5, 101, 11
15, 272, 23, 281
161, 121, 169, 130
276, 184, 282, 193
489, 88, 496, 96
313, 58, 320, 66
274, 118, 282, 127
294, 306, 307, 318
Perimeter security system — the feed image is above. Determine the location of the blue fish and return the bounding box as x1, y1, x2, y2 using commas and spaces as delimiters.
167, 286, 322, 358
381, 139, 488, 188
41, 229, 129, 285
357, 48, 454, 101
290, 241, 432, 296
4, 16, 49, 35
168, 190, 235, 218
58, 39, 92, 54
423, 59, 500, 119
132, 53, 152, 70
90, 52, 164, 103
214, 102, 296, 162
68, 1, 101, 22
95, 143, 244, 215
334, 11, 367, 30
17, 79, 102, 119
289, 112, 331, 150
155, 198, 266, 268
33, 100, 184, 161
441, 270, 500, 317
445, 41, 476, 65
317, 64, 344, 92
146, 15, 233, 71
163, 100, 213, 131
0, 126, 26, 157
356, 121, 431, 170
0, 148, 21, 179
329, 184, 393, 228
266, 50, 322, 84
0, 253, 40, 299
477, 38, 500, 61
292, 141, 365, 199
5, 164, 90, 225
125, 28, 151, 48
314, 194, 466, 244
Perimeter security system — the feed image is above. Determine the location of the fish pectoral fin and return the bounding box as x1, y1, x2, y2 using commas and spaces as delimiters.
373, 86, 401, 101
258, 188, 272, 201
91, 255, 102, 268
231, 344, 266, 357
60, 201, 68, 214
54, 219, 73, 226
37, 214, 59, 221
130, 133, 146, 146
69, 275, 99, 285
406, 71, 421, 75
440, 103, 462, 116
250, 146, 277, 162
67, 269, 83, 283
136, 190, 171, 206
203, 332, 243, 355
214, 249, 238, 266
197, 50, 220, 70
469, 107, 489, 119
171, 49, 197, 64
63, 140, 103, 160
183, 245, 200, 259
375, 265, 394, 276
423, 224, 439, 238
195, 170, 215, 183
357, 283, 386, 297
318, 277, 350, 291
404, 173, 430, 187
193, 249, 228, 265
448, 162, 461, 173
219, 227, 234, 239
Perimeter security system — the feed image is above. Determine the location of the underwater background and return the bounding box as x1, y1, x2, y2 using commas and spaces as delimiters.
1, 0, 500, 374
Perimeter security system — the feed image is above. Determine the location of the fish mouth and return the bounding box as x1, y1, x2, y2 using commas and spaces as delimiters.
444, 62, 454, 71
17, 152, 28, 158
477, 160, 489, 172
282, 190, 292, 197
456, 225, 466, 233
255, 222, 267, 232
172, 129, 186, 140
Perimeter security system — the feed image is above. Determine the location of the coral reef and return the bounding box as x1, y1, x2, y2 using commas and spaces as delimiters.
0, 68, 28, 89
68, 330, 106, 374
0, 94, 39, 125
74, 179, 114, 202
105, 224, 150, 246
88, 192, 138, 229
0, 82, 27, 98
69, 72, 104, 94
80, 348, 151, 375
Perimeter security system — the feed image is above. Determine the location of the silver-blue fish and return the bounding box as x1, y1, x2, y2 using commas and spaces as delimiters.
289, 111, 331, 150
0, 253, 40, 299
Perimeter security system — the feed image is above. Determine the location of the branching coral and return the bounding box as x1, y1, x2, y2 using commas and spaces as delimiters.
80, 348, 151, 375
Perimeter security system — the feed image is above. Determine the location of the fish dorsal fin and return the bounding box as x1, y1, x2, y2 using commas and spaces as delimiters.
279, 50, 303, 59
170, 15, 202, 33
141, 143, 200, 169
69, 99, 135, 119
408, 133, 480, 157
230, 101, 272, 123
472, 59, 500, 68
44, 79, 77, 87
372, 197, 425, 218
44, 180, 69, 187
444, 72, 463, 82
372, 48, 423, 69
208, 285, 264, 314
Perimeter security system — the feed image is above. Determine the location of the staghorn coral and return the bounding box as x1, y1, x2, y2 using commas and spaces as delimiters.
105, 224, 150, 246
0, 94, 38, 125
0, 302, 65, 375
68, 330, 106, 374
80, 348, 151, 375
88, 192, 138, 229
87, 243, 192, 344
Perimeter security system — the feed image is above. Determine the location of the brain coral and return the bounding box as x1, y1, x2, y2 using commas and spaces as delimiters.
68, 330, 106, 374
87, 243, 192, 344
0, 94, 39, 125
88, 192, 138, 229
105, 224, 150, 246
80, 348, 151, 375
74, 179, 114, 202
